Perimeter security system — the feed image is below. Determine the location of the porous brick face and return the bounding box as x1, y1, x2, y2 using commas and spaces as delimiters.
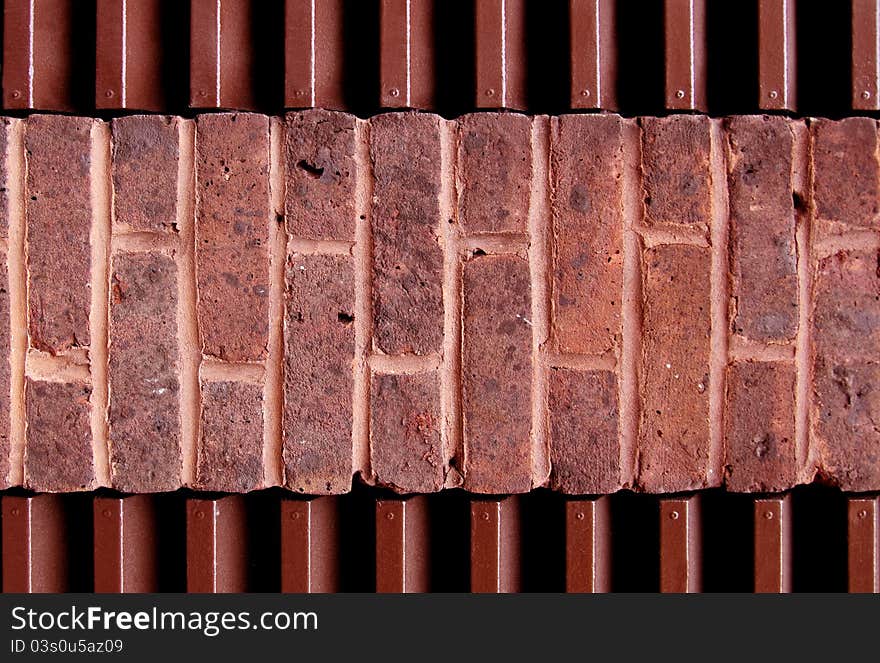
370, 113, 444, 355
108, 252, 180, 492
458, 113, 531, 233
462, 254, 532, 494
371, 372, 443, 493
550, 114, 624, 356
25, 115, 92, 354
3, 110, 880, 496
195, 113, 270, 362
639, 244, 711, 492
112, 116, 179, 232
197, 381, 264, 492
283, 253, 354, 494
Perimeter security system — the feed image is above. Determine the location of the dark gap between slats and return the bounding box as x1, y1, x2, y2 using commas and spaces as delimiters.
795, 0, 851, 118
610, 491, 660, 592
791, 484, 847, 592
615, 0, 665, 116
700, 490, 753, 592
706, 0, 759, 116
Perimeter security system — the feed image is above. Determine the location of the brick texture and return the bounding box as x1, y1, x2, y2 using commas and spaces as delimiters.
3, 111, 879, 496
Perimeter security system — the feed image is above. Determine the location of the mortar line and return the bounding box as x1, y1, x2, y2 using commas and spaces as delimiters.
351, 119, 373, 481
89, 121, 112, 488
369, 353, 441, 375
177, 119, 200, 487
439, 118, 463, 487
200, 357, 266, 384
528, 116, 551, 488
707, 119, 730, 488
110, 231, 178, 254
792, 120, 813, 482
619, 119, 643, 489
287, 238, 353, 256
264, 117, 285, 487
7, 119, 27, 486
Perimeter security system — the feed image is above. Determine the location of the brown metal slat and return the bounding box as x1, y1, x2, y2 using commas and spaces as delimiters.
470, 497, 521, 593
853, 0, 880, 110
660, 496, 701, 593
375, 497, 430, 593
285, 0, 346, 109
280, 496, 340, 593
569, 0, 616, 110
475, 0, 527, 110
96, 0, 166, 110
565, 498, 611, 593
190, 0, 259, 109
2, 495, 68, 592
3, 0, 80, 110
93, 496, 160, 593
758, 0, 797, 111
754, 496, 792, 593
379, 0, 435, 109
664, 0, 707, 111
186, 496, 248, 593
848, 497, 880, 593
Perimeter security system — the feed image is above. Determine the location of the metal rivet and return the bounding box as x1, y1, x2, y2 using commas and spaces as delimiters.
859, 509, 868, 519
576, 512, 585, 520
675, 89, 685, 99
195, 510, 205, 519
764, 510, 774, 520
769, 90, 779, 100
482, 512, 490, 521
386, 512, 395, 520
198, 89, 208, 97
863, 90, 872, 100
580, 89, 590, 97
10, 507, 19, 516
294, 89, 306, 97
669, 510, 679, 520
105, 89, 114, 98
389, 87, 400, 98
291, 511, 301, 520
103, 509, 112, 518
11, 90, 21, 99
485, 88, 495, 97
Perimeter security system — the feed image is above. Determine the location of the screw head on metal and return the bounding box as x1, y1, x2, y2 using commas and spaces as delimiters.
581, 89, 590, 97
769, 90, 779, 100
576, 512, 585, 520
859, 509, 868, 519
675, 89, 685, 99
386, 512, 395, 520
764, 510, 774, 520
863, 90, 872, 100
669, 510, 680, 520
482, 512, 490, 521
11, 90, 21, 99
291, 511, 301, 520
389, 87, 400, 98
105, 89, 114, 98
103, 509, 112, 518
294, 89, 306, 97
485, 88, 495, 97
10, 507, 19, 516
195, 510, 205, 519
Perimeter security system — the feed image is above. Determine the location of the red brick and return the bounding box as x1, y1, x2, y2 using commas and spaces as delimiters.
462, 254, 532, 493
811, 249, 880, 491
108, 252, 180, 492
284, 254, 354, 493
195, 113, 270, 362
812, 360, 880, 491
371, 372, 443, 493
285, 110, 357, 241
724, 361, 796, 492
25, 115, 92, 354
812, 250, 880, 363
639, 244, 711, 492
550, 114, 623, 355
549, 368, 619, 494
197, 381, 263, 492
458, 113, 531, 233
25, 379, 93, 491
112, 116, 180, 232
641, 115, 711, 234
0, 261, 8, 488
726, 116, 798, 343
370, 113, 443, 355
812, 117, 878, 232
0, 120, 8, 238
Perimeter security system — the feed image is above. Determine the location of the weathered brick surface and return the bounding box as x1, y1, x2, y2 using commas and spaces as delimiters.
458, 113, 531, 233
284, 254, 354, 493
370, 113, 443, 355
727, 115, 798, 343
641, 115, 712, 234
196, 113, 270, 362
639, 244, 711, 492
812, 117, 878, 232
26, 115, 92, 354
0, 261, 8, 488
112, 116, 179, 232
108, 252, 180, 492
371, 372, 443, 493
285, 110, 357, 241
0, 120, 8, 238
812, 250, 880, 490
25, 379, 93, 491
462, 254, 532, 493
197, 381, 263, 492
550, 114, 624, 355
724, 361, 796, 492
549, 368, 619, 494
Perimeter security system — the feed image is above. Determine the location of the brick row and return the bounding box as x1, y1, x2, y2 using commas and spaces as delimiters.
1, 112, 878, 495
